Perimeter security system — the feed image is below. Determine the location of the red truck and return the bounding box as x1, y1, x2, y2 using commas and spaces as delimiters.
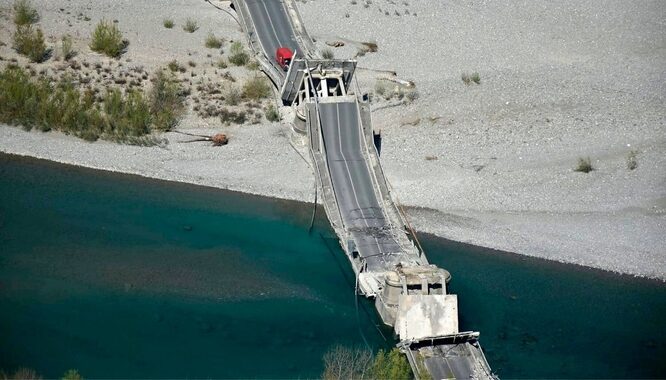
276, 47, 293, 71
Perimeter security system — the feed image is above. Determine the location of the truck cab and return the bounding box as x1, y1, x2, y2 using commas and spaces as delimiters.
276, 47, 293, 71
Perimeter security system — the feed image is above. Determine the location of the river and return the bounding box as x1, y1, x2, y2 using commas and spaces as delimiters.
0, 153, 664, 378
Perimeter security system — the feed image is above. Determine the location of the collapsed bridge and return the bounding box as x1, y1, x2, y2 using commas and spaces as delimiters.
233, 0, 495, 378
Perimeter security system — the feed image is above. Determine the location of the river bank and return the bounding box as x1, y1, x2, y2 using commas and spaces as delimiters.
1, 0, 664, 280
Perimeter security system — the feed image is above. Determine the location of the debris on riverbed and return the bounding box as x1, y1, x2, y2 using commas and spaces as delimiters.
173, 131, 229, 146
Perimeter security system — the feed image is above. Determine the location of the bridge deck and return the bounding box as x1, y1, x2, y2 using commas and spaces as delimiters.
318, 101, 403, 271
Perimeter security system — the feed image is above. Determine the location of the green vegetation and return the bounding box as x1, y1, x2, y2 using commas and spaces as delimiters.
60, 35, 76, 60
149, 70, 186, 131
228, 41, 249, 66
462, 71, 481, 85
322, 346, 413, 380
13, 0, 40, 26
574, 157, 594, 173
216, 59, 228, 69
247, 60, 260, 71
204, 33, 223, 49
0, 66, 184, 144
1, 367, 42, 379
224, 85, 241, 105
167, 59, 186, 73
627, 150, 638, 170
219, 109, 247, 125
61, 369, 82, 380
12, 25, 48, 62
163, 19, 174, 29
183, 18, 199, 33
471, 72, 481, 84
322, 48, 334, 59
242, 75, 271, 100
371, 349, 412, 380
89, 20, 127, 58
265, 104, 280, 122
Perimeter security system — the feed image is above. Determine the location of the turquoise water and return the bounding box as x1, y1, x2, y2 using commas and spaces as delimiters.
1, 153, 664, 378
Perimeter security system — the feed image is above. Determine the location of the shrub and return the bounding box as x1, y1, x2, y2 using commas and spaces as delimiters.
471, 71, 481, 84
219, 109, 246, 125
322, 346, 373, 380
62, 369, 82, 380
61, 35, 76, 60
149, 70, 185, 131
574, 157, 594, 173
90, 20, 127, 58
13, 25, 48, 62
265, 104, 280, 122
322, 48, 334, 59
228, 41, 249, 66
627, 150, 638, 170
163, 19, 174, 29
167, 59, 186, 73
461, 72, 471, 85
247, 60, 260, 71
13, 0, 39, 26
205, 33, 223, 49
242, 76, 271, 100
224, 85, 241, 105
370, 349, 412, 380
183, 18, 199, 33
0, 66, 184, 144
374, 81, 386, 96
217, 59, 228, 69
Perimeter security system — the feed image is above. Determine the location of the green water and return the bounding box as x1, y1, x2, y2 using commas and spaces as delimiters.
0, 153, 664, 378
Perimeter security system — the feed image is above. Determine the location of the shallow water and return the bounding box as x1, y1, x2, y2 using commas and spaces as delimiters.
0, 153, 664, 378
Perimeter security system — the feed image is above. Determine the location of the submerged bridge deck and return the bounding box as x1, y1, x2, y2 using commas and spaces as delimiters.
232, 0, 495, 378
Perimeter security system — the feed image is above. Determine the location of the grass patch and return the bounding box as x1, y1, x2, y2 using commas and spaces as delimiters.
90, 20, 127, 58
163, 19, 174, 29
13, 0, 39, 26
228, 41, 249, 66
183, 18, 199, 33
574, 157, 594, 173
265, 104, 280, 122
13, 25, 49, 62
0, 65, 183, 144
242, 75, 271, 100
322, 48, 334, 59
205, 33, 223, 49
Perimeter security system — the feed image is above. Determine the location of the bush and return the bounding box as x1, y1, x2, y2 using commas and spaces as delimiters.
90, 20, 127, 58
13, 25, 48, 62
374, 81, 386, 96
574, 157, 594, 173
224, 85, 241, 105
183, 18, 199, 33
371, 349, 412, 380
471, 72, 481, 84
13, 0, 39, 26
62, 369, 82, 380
265, 104, 280, 122
0, 66, 183, 144
228, 41, 249, 66
219, 109, 246, 125
167, 59, 186, 73
322, 346, 373, 380
627, 150, 638, 170
461, 72, 471, 85
163, 19, 174, 29
242, 76, 271, 100
60, 35, 76, 60
322, 48, 334, 59
205, 33, 223, 49
149, 70, 185, 131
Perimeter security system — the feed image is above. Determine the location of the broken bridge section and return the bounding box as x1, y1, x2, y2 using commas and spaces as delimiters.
232, 0, 495, 378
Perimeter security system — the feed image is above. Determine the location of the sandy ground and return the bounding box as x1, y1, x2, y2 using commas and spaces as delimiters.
1, 0, 665, 279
